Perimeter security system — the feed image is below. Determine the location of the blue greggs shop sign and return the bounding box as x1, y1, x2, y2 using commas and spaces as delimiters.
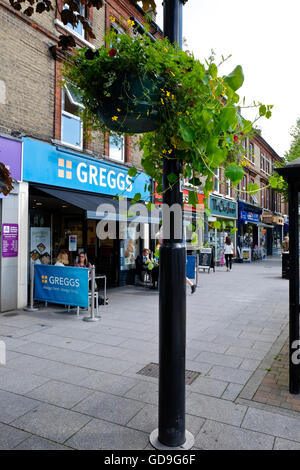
34, 265, 89, 307
22, 138, 150, 200
209, 195, 237, 219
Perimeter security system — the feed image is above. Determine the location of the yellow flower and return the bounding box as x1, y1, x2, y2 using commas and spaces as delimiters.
112, 116, 118, 121
171, 94, 175, 100
166, 91, 170, 97
162, 149, 167, 154
136, 114, 141, 120
117, 108, 121, 112
164, 47, 168, 52
186, 110, 190, 115
170, 71, 175, 77
168, 149, 172, 154
110, 16, 116, 22
127, 19, 135, 27
241, 161, 247, 166
161, 98, 164, 105
147, 109, 150, 116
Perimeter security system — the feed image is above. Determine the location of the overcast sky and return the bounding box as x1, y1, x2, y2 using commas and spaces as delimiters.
155, 0, 300, 157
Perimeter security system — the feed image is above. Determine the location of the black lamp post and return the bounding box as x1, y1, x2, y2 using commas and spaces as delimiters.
150, 0, 194, 450
276, 161, 300, 394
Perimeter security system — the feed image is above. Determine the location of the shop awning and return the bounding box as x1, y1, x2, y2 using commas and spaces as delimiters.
33, 185, 160, 223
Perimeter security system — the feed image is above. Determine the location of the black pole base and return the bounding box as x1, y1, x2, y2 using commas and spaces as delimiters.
158, 243, 187, 447
150, 429, 194, 451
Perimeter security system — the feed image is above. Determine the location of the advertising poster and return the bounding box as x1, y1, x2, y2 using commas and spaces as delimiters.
68, 235, 77, 252
34, 265, 89, 307
120, 226, 136, 271
30, 227, 51, 264
2, 224, 18, 258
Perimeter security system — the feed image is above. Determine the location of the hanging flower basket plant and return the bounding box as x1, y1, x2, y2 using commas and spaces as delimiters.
64, 24, 273, 205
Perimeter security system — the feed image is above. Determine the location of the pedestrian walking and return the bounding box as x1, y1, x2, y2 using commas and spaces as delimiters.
186, 276, 197, 294
224, 236, 234, 272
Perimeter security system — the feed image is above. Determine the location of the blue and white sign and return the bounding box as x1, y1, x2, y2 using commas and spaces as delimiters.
23, 138, 150, 200
186, 255, 196, 279
34, 265, 89, 307
239, 210, 260, 223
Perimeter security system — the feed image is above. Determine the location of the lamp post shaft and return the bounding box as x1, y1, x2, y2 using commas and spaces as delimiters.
158, 0, 187, 447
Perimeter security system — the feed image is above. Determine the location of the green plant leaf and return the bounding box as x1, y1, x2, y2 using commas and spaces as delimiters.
214, 220, 221, 230
247, 183, 259, 195
127, 166, 138, 178
223, 65, 244, 91
179, 120, 195, 142
167, 172, 178, 184
225, 164, 244, 185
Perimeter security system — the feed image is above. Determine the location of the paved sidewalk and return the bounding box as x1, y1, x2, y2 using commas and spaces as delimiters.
1, 255, 300, 450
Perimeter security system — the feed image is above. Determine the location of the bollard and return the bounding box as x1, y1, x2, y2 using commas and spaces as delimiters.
24, 261, 39, 312
83, 265, 99, 322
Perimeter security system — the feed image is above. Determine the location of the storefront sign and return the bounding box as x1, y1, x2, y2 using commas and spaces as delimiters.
199, 247, 212, 269
239, 210, 260, 223
22, 138, 150, 201
0, 136, 22, 181
273, 216, 284, 225
261, 212, 274, 224
2, 223, 18, 258
34, 265, 89, 307
209, 195, 237, 219
155, 184, 204, 212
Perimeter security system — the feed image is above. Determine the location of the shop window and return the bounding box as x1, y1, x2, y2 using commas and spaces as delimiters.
109, 135, 124, 162
61, 83, 84, 149
63, 3, 86, 38
260, 152, 265, 172
213, 167, 219, 193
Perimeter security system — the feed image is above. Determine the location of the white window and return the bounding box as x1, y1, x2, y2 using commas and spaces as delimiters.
249, 143, 255, 164
226, 178, 231, 197
63, 3, 86, 38
213, 167, 219, 193
61, 83, 84, 150
109, 135, 124, 162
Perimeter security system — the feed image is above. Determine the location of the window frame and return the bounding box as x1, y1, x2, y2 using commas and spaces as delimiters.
61, 84, 84, 151
109, 134, 125, 163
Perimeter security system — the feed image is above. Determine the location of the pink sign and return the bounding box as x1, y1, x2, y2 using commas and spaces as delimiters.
2, 224, 18, 258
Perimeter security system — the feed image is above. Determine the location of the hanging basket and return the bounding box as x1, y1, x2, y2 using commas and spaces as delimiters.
96, 73, 164, 134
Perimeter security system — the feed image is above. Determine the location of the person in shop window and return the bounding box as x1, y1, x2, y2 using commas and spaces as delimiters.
55, 250, 69, 266
224, 236, 234, 272
75, 252, 92, 269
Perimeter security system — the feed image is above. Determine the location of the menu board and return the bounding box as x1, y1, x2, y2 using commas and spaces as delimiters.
2, 224, 18, 258
30, 227, 51, 264
199, 247, 212, 269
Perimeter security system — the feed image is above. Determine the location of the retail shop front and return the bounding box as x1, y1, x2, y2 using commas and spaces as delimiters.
238, 201, 263, 260
0, 135, 28, 311
260, 211, 274, 256
208, 194, 238, 264
272, 215, 284, 254
23, 138, 151, 288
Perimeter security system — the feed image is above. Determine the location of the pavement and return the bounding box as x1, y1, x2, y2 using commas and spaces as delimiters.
0, 255, 300, 450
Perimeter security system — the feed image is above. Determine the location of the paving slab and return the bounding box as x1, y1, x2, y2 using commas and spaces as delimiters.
11, 403, 92, 443
188, 376, 229, 398
273, 438, 300, 450
194, 351, 242, 368
195, 420, 274, 450
206, 365, 252, 385
242, 407, 300, 442
72, 390, 145, 425
75, 370, 139, 396
0, 423, 29, 449
186, 393, 247, 426
65, 418, 149, 450
0, 389, 39, 424
0, 367, 50, 394
25, 380, 95, 409
15, 436, 70, 450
